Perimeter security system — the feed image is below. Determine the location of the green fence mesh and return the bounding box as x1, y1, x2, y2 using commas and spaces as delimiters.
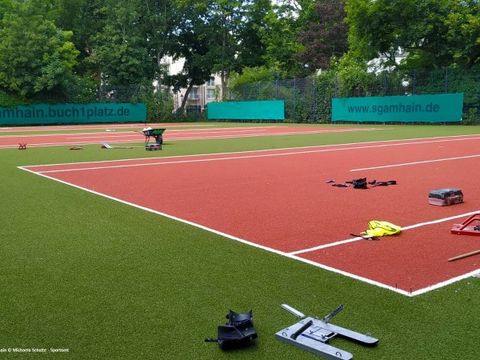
230, 68, 480, 124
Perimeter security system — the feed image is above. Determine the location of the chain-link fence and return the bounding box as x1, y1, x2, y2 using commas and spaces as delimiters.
228, 68, 480, 124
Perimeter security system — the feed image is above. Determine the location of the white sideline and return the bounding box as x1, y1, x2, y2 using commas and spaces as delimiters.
26, 134, 480, 174
351, 153, 480, 172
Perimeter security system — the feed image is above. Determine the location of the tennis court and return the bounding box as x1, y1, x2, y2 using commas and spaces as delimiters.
20, 134, 480, 296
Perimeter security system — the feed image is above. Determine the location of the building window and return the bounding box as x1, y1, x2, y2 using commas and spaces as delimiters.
207, 77, 215, 86
207, 89, 215, 99
190, 87, 199, 100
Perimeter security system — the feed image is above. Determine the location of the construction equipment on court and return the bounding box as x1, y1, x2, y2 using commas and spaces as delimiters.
276, 304, 378, 359
18, 143, 27, 150
205, 310, 257, 350
142, 127, 165, 151
451, 213, 480, 236
428, 188, 463, 206
448, 249, 480, 262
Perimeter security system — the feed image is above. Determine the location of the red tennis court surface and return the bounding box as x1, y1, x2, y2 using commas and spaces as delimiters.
20, 135, 480, 296
0, 124, 375, 149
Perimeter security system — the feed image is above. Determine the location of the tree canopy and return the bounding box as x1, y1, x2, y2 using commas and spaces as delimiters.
0, 0, 78, 97
346, 0, 480, 70
0, 0, 479, 105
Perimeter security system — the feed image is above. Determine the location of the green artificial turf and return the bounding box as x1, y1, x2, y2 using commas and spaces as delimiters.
1, 123, 479, 359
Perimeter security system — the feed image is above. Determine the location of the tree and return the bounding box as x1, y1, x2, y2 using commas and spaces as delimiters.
142, 0, 176, 84
179, 0, 271, 101
297, 0, 348, 71
165, 1, 217, 112
54, 0, 105, 80
91, 0, 154, 87
444, 0, 480, 68
259, 0, 315, 77
234, 0, 271, 70
0, 1, 79, 97
345, 0, 480, 70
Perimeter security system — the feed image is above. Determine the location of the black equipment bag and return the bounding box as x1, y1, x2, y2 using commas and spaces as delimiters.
352, 177, 368, 189
205, 310, 257, 350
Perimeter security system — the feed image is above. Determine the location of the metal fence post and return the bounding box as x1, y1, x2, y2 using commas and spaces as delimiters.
293, 78, 297, 121
312, 77, 317, 123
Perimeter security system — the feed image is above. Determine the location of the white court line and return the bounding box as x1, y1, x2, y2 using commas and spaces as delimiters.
66, 134, 141, 140
1, 126, 277, 142
351, 154, 480, 172
289, 210, 480, 256
0, 123, 220, 133
0, 139, 142, 149
0, 130, 131, 138
14, 132, 480, 161
1, 127, 368, 149
10, 134, 480, 153
31, 135, 480, 174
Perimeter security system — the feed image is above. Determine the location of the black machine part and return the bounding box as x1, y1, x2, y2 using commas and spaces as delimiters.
205, 310, 257, 350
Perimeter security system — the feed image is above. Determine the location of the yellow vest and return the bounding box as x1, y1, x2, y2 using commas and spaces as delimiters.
361, 220, 401, 238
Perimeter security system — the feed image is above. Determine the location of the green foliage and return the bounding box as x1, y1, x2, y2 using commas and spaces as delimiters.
204, 0, 270, 76
230, 81, 275, 101
228, 64, 480, 123
333, 54, 377, 97
260, 6, 306, 77
312, 70, 337, 122
92, 1, 154, 86
345, 0, 480, 71
297, 0, 348, 71
462, 107, 479, 125
229, 66, 276, 91
63, 75, 99, 103
1, 0, 479, 121
444, 0, 480, 68
228, 66, 278, 101
136, 86, 175, 122
0, 89, 27, 107
280, 79, 314, 122
0, 2, 79, 98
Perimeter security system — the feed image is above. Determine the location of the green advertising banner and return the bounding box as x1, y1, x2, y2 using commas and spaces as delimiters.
207, 100, 284, 121
0, 103, 147, 126
332, 93, 464, 123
